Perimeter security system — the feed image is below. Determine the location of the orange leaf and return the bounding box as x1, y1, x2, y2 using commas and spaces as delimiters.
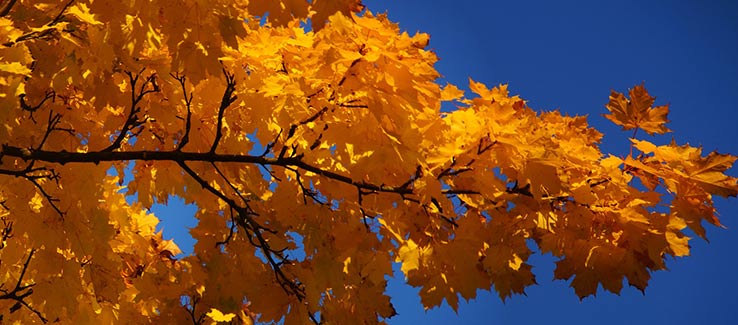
603, 84, 671, 135
686, 151, 738, 198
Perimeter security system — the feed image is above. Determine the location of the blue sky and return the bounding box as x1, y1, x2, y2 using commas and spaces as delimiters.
154, 1, 738, 324
361, 1, 738, 324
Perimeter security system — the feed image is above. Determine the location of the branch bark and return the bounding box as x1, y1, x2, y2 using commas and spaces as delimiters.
1, 146, 414, 195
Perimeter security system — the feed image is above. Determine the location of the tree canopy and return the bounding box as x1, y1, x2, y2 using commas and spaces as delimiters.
1, 0, 737, 324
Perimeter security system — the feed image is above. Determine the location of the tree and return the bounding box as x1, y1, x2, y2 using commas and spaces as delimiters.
0, 0, 736, 324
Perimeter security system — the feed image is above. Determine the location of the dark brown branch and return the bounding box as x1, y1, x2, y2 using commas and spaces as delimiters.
21, 110, 72, 179
209, 68, 238, 154
357, 187, 377, 230
279, 106, 330, 159
506, 181, 533, 197
19, 91, 55, 122
1, 146, 414, 196
3, 110, 73, 219
103, 70, 157, 152
211, 162, 250, 205
50, 0, 75, 26
183, 295, 205, 325
442, 189, 480, 195
177, 161, 304, 300
215, 207, 238, 247
260, 129, 283, 157
299, 107, 328, 125
477, 135, 496, 155
337, 103, 368, 109
5, 0, 74, 46
588, 177, 610, 188
287, 166, 326, 205
0, 163, 65, 218
430, 197, 459, 228
0, 249, 47, 323
0, 217, 12, 249
438, 167, 473, 178
170, 73, 193, 151
0, 0, 18, 17
35, 111, 73, 152
397, 165, 422, 190
437, 159, 475, 179
177, 161, 239, 209
26, 173, 65, 218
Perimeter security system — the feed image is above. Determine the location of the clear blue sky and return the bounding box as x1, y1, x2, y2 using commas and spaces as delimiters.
154, 1, 738, 324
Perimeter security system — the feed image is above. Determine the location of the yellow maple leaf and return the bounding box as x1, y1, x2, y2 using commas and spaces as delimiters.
206, 308, 236, 323
67, 3, 103, 26
397, 239, 424, 275
440, 83, 464, 101
311, 0, 365, 31
603, 84, 671, 135
0, 62, 31, 75
630, 139, 738, 197
379, 218, 431, 276
29, 192, 44, 213
683, 151, 738, 198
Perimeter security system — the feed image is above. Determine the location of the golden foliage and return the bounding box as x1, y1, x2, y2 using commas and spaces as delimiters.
0, 0, 736, 323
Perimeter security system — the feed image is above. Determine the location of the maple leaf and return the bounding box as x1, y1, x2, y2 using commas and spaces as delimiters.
206, 308, 236, 323
67, 3, 104, 26
440, 83, 465, 101
28, 192, 44, 213
603, 84, 672, 135
311, 0, 365, 30
630, 139, 738, 198
0, 62, 31, 75
683, 151, 738, 198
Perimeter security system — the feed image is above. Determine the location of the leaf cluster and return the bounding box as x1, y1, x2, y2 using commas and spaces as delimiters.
0, 0, 736, 324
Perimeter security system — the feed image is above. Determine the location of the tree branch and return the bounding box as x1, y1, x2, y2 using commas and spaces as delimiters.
0, 0, 18, 17
177, 161, 304, 301
0, 249, 47, 323
170, 72, 193, 151
5, 0, 75, 46
103, 69, 158, 152
1, 146, 415, 196
19, 91, 55, 122
209, 67, 238, 154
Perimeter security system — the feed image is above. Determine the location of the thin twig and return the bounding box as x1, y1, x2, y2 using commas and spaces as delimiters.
103, 70, 157, 152
170, 73, 193, 151
210, 68, 238, 154
0, 249, 47, 323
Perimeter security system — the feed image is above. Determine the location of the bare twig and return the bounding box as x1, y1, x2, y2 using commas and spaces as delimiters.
0, 162, 65, 218
177, 161, 304, 300
209, 68, 238, 154
211, 162, 250, 205
477, 135, 496, 155
35, 111, 74, 152
357, 187, 377, 230
0, 217, 12, 249
170, 73, 193, 151
18, 91, 55, 122
50, 0, 75, 26
103, 69, 158, 152
183, 295, 205, 325
287, 166, 326, 205
215, 207, 238, 247
0, 249, 47, 323
6, 0, 75, 45
260, 129, 283, 157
